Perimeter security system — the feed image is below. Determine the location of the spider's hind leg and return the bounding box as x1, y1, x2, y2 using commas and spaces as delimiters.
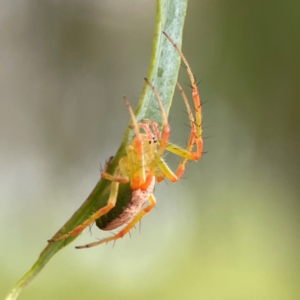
76, 194, 156, 249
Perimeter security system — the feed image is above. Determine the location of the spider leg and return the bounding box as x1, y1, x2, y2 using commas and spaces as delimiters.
75, 194, 156, 249
176, 82, 197, 150
156, 157, 177, 182
161, 32, 203, 180
144, 78, 195, 183
140, 119, 161, 141
164, 82, 197, 178
123, 96, 146, 189
48, 156, 130, 243
144, 78, 170, 158
163, 32, 202, 144
48, 181, 121, 242
153, 83, 199, 183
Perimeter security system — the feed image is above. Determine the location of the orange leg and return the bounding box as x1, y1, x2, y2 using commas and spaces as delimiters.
164, 82, 198, 179
75, 194, 156, 249
161, 32, 204, 179
152, 83, 198, 183
144, 78, 170, 158
48, 181, 121, 242
138, 121, 158, 140
163, 32, 202, 158
123, 96, 146, 189
141, 119, 161, 141
48, 159, 129, 243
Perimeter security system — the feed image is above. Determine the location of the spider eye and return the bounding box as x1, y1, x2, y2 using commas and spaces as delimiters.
149, 137, 157, 144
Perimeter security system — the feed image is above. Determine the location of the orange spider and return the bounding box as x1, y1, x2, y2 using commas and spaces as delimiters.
48, 32, 203, 248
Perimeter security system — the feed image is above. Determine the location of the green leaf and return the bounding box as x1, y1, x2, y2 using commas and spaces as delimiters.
5, 0, 188, 299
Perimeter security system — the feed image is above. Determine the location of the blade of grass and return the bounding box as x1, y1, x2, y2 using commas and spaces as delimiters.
5, 0, 188, 299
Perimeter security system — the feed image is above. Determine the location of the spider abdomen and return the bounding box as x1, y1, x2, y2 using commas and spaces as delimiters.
100, 176, 155, 231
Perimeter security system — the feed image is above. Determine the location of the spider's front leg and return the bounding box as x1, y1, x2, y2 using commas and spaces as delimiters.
163, 81, 201, 181
143, 79, 200, 185
158, 32, 204, 182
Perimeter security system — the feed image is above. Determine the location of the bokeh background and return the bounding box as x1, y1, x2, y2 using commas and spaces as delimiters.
1, 1, 299, 299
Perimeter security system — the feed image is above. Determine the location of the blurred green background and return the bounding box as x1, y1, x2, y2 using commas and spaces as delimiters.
1, 1, 299, 299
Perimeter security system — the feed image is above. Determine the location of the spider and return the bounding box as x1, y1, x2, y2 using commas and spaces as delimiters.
48, 32, 203, 249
